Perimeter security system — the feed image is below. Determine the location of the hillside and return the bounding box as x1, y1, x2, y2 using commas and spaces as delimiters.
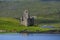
0, 17, 51, 32
0, 1, 60, 19
0, 17, 60, 33
0, 0, 60, 33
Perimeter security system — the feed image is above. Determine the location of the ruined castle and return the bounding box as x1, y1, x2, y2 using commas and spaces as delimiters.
21, 10, 34, 26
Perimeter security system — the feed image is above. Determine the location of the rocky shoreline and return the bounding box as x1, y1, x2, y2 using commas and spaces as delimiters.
19, 30, 60, 34
0, 30, 60, 34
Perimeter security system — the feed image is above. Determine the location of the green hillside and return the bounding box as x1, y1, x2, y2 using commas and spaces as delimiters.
0, 1, 60, 18
0, 17, 60, 33
0, 1, 60, 33
0, 17, 50, 32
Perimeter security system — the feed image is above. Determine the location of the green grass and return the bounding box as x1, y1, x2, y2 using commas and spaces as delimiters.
0, 17, 49, 32
0, 17, 60, 33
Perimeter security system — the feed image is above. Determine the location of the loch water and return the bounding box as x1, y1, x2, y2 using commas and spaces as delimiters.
0, 33, 60, 40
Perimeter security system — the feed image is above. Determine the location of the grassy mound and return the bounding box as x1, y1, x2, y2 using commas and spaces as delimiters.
0, 17, 50, 32
0, 17, 60, 33
0, 17, 20, 32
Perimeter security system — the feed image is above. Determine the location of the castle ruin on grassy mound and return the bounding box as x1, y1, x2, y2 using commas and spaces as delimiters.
21, 9, 34, 26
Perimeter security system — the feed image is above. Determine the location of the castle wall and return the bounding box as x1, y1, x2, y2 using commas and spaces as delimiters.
20, 10, 34, 26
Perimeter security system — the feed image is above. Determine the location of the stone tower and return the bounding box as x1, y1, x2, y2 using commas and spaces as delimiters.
21, 9, 34, 26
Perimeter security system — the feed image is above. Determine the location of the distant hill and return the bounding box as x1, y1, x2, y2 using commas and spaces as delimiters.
41, 0, 60, 1
0, 0, 60, 1
0, 0, 60, 19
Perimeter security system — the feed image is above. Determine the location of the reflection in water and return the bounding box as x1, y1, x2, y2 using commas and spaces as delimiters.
20, 33, 60, 36
20, 33, 29, 36
0, 33, 60, 40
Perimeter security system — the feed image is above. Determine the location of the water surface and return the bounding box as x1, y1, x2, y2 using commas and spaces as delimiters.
0, 33, 60, 40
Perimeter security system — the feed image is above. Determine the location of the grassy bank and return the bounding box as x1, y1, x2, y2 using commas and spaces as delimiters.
0, 17, 60, 33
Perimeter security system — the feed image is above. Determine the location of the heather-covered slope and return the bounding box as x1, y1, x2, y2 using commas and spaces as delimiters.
0, 1, 60, 18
